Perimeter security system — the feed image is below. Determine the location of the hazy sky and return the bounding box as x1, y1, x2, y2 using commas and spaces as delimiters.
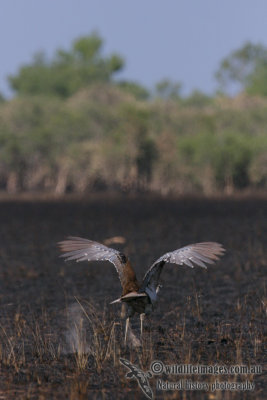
1, 0, 267, 97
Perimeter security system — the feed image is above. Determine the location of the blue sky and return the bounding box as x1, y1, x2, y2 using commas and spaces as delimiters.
1, 0, 267, 97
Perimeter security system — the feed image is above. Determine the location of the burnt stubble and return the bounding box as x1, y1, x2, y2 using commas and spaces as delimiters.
0, 194, 266, 399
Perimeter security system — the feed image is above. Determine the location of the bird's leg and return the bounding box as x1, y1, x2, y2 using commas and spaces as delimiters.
124, 317, 129, 345
120, 303, 126, 319
147, 315, 152, 335
140, 313, 145, 339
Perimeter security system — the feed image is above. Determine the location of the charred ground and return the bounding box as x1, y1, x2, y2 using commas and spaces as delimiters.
0, 194, 266, 399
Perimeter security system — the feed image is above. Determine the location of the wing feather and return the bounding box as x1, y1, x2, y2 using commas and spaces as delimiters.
141, 242, 225, 294
183, 258, 195, 268
58, 236, 139, 294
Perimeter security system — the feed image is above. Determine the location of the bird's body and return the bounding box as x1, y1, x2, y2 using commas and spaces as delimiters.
58, 237, 225, 343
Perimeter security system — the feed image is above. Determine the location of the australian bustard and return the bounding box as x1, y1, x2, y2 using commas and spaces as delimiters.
58, 237, 225, 344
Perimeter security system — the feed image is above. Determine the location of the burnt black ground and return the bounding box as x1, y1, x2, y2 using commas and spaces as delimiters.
0, 194, 266, 399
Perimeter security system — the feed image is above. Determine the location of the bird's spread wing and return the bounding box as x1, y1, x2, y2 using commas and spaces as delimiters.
58, 236, 139, 293
140, 242, 225, 294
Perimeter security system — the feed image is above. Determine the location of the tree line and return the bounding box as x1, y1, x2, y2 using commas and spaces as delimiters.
1, 33, 267, 195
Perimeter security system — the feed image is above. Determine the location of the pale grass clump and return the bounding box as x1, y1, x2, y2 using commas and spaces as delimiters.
65, 298, 122, 372
0, 324, 25, 372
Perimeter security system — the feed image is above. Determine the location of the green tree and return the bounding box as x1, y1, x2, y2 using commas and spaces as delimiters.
182, 90, 212, 107
136, 137, 158, 186
246, 60, 267, 96
215, 42, 267, 95
212, 133, 252, 190
8, 33, 124, 98
0, 92, 5, 103
155, 79, 182, 100
116, 80, 150, 100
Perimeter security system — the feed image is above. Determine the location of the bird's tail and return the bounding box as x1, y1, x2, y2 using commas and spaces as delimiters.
110, 297, 121, 304
110, 292, 147, 305
110, 292, 147, 304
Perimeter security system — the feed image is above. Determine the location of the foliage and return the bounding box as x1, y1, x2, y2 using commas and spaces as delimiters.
1, 36, 267, 194
215, 42, 267, 96
155, 79, 182, 100
8, 33, 124, 98
1, 84, 267, 194
116, 81, 150, 100
182, 90, 213, 108
0, 92, 5, 103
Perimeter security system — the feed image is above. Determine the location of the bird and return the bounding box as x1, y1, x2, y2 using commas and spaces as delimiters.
58, 236, 225, 344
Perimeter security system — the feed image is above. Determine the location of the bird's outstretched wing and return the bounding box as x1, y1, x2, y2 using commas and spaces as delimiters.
58, 236, 139, 294
140, 242, 225, 298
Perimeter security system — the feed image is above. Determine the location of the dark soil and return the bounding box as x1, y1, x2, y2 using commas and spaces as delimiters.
0, 194, 266, 399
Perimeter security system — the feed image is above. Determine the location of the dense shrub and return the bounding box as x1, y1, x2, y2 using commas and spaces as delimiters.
0, 87, 266, 194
